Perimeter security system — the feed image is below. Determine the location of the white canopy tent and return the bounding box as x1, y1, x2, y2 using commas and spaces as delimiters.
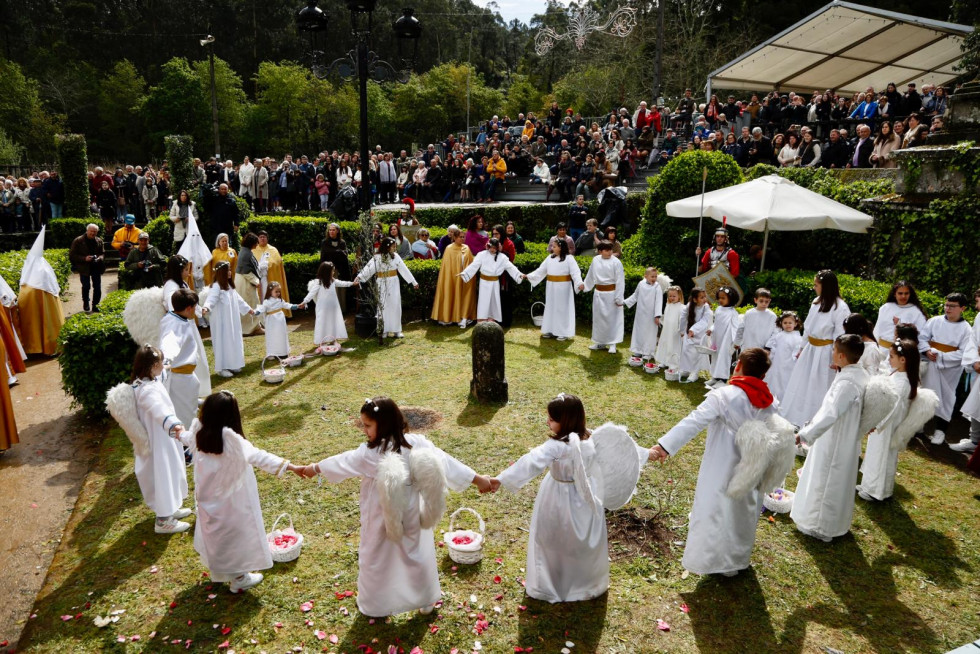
706, 1, 973, 97
665, 174, 874, 271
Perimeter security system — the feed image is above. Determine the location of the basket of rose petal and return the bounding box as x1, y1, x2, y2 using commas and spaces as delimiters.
443, 507, 485, 564
763, 488, 794, 514
267, 513, 304, 562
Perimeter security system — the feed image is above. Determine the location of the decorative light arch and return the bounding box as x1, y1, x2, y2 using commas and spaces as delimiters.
534, 4, 638, 56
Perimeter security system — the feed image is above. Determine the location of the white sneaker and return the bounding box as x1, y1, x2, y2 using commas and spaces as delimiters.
556, 336, 568, 341
172, 507, 193, 519
856, 487, 875, 502
229, 572, 263, 594
155, 518, 191, 534
589, 343, 605, 350
949, 439, 978, 453
608, 345, 617, 354
681, 373, 699, 384
218, 370, 233, 378
459, 320, 467, 328
929, 430, 946, 445
418, 604, 434, 615
8, 375, 17, 387
396, 332, 404, 338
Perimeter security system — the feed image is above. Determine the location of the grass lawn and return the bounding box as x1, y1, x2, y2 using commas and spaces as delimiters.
16, 315, 980, 653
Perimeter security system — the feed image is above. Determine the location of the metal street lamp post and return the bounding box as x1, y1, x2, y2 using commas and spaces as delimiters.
200, 34, 221, 159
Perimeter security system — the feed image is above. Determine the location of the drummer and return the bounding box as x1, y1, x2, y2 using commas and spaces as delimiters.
696, 226, 740, 277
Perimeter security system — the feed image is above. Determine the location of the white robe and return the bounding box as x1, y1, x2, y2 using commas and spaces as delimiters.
960, 315, 980, 423
315, 434, 476, 617
678, 304, 713, 375
254, 297, 299, 357
583, 256, 625, 345
526, 255, 584, 338
179, 425, 289, 581
204, 284, 251, 372
873, 302, 929, 356
921, 316, 978, 421
736, 308, 777, 351
459, 251, 524, 322
302, 279, 354, 345
859, 340, 884, 376
791, 365, 869, 540
655, 302, 684, 368
858, 371, 910, 500
623, 280, 663, 357
355, 254, 417, 334
497, 437, 608, 603
133, 379, 187, 517
765, 330, 802, 402
780, 298, 850, 427
659, 385, 781, 574
709, 306, 740, 380
160, 312, 207, 427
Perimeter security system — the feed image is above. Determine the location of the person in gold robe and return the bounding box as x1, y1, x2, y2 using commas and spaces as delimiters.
430, 226, 476, 327
204, 233, 237, 286
253, 230, 290, 318
18, 226, 65, 356
0, 272, 26, 379
0, 340, 19, 451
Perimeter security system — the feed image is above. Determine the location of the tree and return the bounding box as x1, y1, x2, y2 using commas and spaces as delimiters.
0, 128, 24, 167
140, 58, 208, 157
56, 134, 91, 218
504, 74, 545, 119
98, 60, 147, 161
0, 58, 62, 162
192, 57, 249, 159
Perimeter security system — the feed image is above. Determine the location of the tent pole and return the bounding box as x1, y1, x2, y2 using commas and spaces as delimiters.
696, 166, 708, 277
761, 223, 769, 272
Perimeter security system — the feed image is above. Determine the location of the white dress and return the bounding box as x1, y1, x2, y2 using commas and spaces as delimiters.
659, 385, 781, 574
858, 372, 910, 500
780, 298, 850, 426
314, 434, 476, 617
355, 254, 417, 334
583, 256, 625, 345
709, 306, 740, 380
254, 297, 299, 357
872, 302, 929, 357
623, 280, 663, 357
302, 279, 355, 346
859, 340, 884, 376
960, 315, 980, 423
497, 436, 608, 603
678, 304, 713, 376
765, 330, 802, 402
459, 250, 524, 322
921, 316, 978, 422
204, 284, 252, 372
526, 255, 584, 339
736, 308, 777, 351
133, 378, 187, 518
179, 425, 290, 581
162, 279, 183, 312
791, 365, 870, 540
160, 311, 209, 427
655, 302, 684, 368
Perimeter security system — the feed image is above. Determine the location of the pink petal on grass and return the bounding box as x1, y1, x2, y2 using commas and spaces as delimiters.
315, 630, 327, 640
218, 640, 230, 649
300, 600, 315, 612
61, 615, 74, 621
410, 648, 424, 654
329, 634, 340, 644
657, 619, 671, 632
680, 603, 689, 613
493, 576, 502, 584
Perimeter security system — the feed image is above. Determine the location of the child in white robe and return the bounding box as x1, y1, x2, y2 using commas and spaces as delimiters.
765, 312, 802, 402
491, 394, 625, 602
525, 239, 584, 341
624, 267, 664, 367
706, 286, 740, 389
583, 241, 626, 353
951, 290, 980, 454
254, 282, 302, 358
780, 270, 850, 427
355, 237, 418, 339
844, 312, 884, 376
735, 288, 777, 351
130, 345, 193, 534
872, 281, 930, 359
459, 238, 525, 323
649, 349, 791, 576
653, 286, 684, 374
302, 262, 355, 352
160, 289, 209, 429
921, 292, 979, 445
791, 335, 870, 542
677, 287, 713, 383
178, 391, 303, 593
202, 261, 256, 378
303, 397, 490, 616
162, 255, 194, 313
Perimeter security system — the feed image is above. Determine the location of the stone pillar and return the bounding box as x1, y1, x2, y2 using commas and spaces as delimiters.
470, 321, 508, 403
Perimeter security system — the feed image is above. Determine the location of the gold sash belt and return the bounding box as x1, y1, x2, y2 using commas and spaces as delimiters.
480, 274, 499, 282
807, 336, 833, 347
171, 364, 196, 374
378, 270, 398, 278
929, 340, 957, 353
547, 274, 572, 283
595, 284, 616, 292
877, 338, 893, 348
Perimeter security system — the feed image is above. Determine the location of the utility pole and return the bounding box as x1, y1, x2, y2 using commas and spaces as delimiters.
466, 30, 473, 141
654, 0, 665, 104
201, 34, 222, 159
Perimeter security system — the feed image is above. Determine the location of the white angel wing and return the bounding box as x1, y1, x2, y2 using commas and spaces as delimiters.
123, 287, 167, 346
409, 447, 448, 530
657, 273, 672, 293
892, 389, 939, 450
589, 422, 642, 510
376, 452, 410, 542
860, 375, 900, 437
568, 432, 596, 512
105, 382, 151, 458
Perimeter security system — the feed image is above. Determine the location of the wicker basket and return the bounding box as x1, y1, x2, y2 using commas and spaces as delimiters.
763, 489, 795, 514
318, 342, 342, 356
530, 302, 545, 327
664, 369, 681, 381
694, 344, 716, 356
262, 357, 286, 384
443, 507, 485, 565
284, 355, 305, 368
267, 513, 304, 563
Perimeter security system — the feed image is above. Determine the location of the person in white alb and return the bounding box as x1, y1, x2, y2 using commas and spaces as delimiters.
736, 288, 778, 351
459, 238, 526, 323
624, 267, 665, 368
584, 241, 626, 353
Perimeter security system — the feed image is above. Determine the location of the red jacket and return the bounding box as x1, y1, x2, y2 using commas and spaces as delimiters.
700, 248, 740, 277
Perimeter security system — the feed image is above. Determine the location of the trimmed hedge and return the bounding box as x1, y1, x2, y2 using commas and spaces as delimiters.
58, 289, 135, 416
0, 248, 72, 298
164, 135, 195, 200
0, 231, 54, 253
56, 134, 91, 218
49, 218, 92, 248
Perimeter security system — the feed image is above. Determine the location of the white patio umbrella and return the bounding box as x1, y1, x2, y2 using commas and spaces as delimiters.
665, 174, 874, 271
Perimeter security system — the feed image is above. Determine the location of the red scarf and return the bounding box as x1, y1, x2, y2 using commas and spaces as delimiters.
728, 376, 774, 408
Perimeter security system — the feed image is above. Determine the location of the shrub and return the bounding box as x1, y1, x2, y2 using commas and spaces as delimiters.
0, 231, 54, 253
145, 215, 175, 254
195, 187, 252, 246
49, 218, 92, 248
56, 134, 91, 218
97, 289, 133, 314
58, 308, 135, 416
164, 135, 195, 200
0, 249, 72, 298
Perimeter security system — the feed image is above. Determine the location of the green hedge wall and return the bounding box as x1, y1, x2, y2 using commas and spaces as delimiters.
0, 249, 72, 298
56, 134, 91, 218
58, 289, 135, 416
49, 218, 91, 248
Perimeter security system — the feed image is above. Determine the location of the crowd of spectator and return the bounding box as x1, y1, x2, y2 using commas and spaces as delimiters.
0, 171, 64, 233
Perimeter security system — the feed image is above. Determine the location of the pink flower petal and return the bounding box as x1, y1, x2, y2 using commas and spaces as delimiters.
61, 615, 74, 621
410, 648, 424, 654
657, 619, 671, 632
329, 634, 340, 644
218, 640, 230, 649
315, 630, 327, 640
300, 600, 315, 612
493, 576, 502, 584
680, 603, 689, 613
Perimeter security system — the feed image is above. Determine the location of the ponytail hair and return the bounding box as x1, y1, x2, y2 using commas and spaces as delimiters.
893, 338, 919, 400
686, 287, 705, 330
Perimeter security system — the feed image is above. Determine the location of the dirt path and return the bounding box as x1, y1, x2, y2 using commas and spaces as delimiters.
0, 273, 117, 648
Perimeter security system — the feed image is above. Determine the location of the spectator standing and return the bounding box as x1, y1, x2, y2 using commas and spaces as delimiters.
567, 195, 589, 240
69, 223, 106, 312
871, 122, 901, 169
170, 190, 198, 253
142, 172, 159, 219
96, 180, 117, 236
848, 125, 874, 168
208, 183, 240, 248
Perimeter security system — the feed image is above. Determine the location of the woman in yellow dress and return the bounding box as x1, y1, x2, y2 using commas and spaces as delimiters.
204, 233, 236, 287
